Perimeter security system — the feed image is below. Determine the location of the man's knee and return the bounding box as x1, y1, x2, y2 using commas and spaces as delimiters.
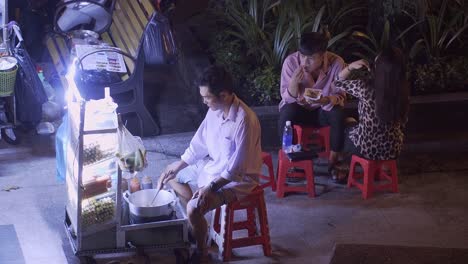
167, 178, 177, 188
279, 103, 304, 122
187, 201, 203, 223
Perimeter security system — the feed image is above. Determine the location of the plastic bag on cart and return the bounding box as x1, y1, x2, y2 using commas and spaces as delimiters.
143, 11, 177, 65
116, 123, 148, 172
14, 47, 47, 126
56, 115, 68, 183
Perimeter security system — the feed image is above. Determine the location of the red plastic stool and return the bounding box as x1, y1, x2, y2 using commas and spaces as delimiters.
347, 155, 399, 199
259, 152, 276, 191
276, 150, 315, 198
293, 125, 331, 158
209, 187, 272, 261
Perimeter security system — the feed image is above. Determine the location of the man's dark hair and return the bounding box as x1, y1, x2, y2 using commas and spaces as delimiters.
199, 65, 234, 97
299, 32, 328, 56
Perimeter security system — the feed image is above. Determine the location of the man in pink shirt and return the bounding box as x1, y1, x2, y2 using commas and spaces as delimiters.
279, 32, 346, 174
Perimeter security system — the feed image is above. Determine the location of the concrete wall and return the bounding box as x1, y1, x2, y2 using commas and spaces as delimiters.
253, 94, 468, 151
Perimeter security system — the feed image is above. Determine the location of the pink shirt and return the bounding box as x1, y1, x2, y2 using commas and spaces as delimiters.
279, 51, 346, 111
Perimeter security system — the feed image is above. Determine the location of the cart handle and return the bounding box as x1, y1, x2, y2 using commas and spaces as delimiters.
0, 22, 24, 50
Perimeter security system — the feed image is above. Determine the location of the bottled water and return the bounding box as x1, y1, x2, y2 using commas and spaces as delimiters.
282, 120, 293, 153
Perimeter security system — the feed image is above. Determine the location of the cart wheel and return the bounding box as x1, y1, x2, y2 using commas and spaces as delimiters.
79, 256, 97, 264
174, 248, 190, 264
2, 128, 20, 145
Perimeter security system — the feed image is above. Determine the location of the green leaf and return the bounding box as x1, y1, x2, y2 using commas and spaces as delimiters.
351, 52, 372, 61
445, 23, 468, 48
437, 0, 449, 36
402, 10, 418, 23
380, 20, 390, 51
427, 16, 438, 51
395, 20, 424, 41
328, 31, 349, 48
352, 31, 373, 42
330, 5, 366, 30
312, 5, 326, 32
409, 39, 426, 59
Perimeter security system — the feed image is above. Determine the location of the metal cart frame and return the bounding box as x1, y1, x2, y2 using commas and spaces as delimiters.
63, 63, 190, 264
0, 1, 19, 143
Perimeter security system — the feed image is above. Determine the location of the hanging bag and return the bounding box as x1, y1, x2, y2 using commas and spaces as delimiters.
116, 120, 148, 172
143, 12, 177, 65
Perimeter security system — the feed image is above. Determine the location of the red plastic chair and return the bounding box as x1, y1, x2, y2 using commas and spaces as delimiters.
293, 125, 331, 159
209, 187, 272, 261
276, 150, 315, 198
260, 152, 276, 191
347, 155, 399, 199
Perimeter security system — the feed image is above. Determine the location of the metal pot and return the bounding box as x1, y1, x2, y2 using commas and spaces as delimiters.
123, 189, 175, 219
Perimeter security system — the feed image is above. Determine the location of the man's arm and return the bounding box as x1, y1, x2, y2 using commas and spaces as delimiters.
180, 117, 209, 165
322, 57, 347, 107
280, 56, 302, 102
221, 117, 259, 183
158, 117, 209, 187
195, 176, 231, 212
158, 159, 189, 186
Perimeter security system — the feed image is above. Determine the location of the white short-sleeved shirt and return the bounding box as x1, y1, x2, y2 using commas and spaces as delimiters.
180, 95, 262, 197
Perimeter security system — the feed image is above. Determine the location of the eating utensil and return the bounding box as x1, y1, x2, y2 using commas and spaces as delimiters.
148, 187, 162, 206
148, 170, 175, 206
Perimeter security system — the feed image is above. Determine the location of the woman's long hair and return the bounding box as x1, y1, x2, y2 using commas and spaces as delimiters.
372, 47, 410, 123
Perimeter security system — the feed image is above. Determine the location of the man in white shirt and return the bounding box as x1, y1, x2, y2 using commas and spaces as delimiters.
157, 66, 263, 262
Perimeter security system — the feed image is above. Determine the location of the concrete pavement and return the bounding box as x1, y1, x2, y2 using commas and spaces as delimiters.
1, 131, 468, 264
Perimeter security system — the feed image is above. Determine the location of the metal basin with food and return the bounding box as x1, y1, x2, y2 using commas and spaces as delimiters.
123, 189, 176, 224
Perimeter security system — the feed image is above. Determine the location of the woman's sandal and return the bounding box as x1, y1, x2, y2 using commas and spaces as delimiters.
329, 163, 349, 185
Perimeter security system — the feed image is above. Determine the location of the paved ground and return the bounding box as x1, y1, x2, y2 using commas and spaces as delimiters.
1, 131, 468, 264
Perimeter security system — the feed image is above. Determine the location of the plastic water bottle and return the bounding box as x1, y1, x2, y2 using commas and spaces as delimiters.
282, 120, 293, 153
37, 69, 56, 101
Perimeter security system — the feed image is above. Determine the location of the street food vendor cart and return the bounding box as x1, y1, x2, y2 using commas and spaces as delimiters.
62, 59, 190, 264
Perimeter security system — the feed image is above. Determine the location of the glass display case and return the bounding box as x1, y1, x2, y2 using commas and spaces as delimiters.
62, 63, 189, 262
64, 91, 122, 251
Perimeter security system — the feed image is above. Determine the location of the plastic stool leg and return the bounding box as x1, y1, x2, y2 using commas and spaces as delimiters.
390, 161, 399, 193
265, 154, 276, 191
221, 205, 235, 261
305, 161, 315, 197
257, 195, 272, 256
277, 151, 287, 198
246, 207, 256, 237
347, 157, 357, 188
362, 161, 375, 199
